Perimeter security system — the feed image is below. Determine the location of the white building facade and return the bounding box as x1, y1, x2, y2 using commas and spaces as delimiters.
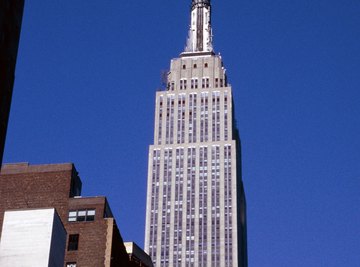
0, 208, 66, 267
145, 1, 247, 266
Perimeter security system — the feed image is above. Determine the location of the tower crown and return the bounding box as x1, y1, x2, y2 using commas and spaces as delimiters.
184, 0, 213, 54
192, 0, 210, 8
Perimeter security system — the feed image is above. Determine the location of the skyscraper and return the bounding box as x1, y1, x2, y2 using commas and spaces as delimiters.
145, 1, 247, 266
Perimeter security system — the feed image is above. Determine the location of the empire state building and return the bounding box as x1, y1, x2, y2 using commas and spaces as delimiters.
145, 1, 247, 266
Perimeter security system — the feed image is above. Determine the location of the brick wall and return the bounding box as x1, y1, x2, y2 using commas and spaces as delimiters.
0, 163, 130, 267
64, 197, 126, 266
0, 163, 76, 234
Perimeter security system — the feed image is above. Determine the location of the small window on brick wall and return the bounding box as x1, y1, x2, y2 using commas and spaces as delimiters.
68, 234, 79, 251
68, 209, 95, 222
66, 263, 77, 267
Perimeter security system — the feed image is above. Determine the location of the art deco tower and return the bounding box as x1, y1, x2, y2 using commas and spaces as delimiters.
145, 1, 247, 266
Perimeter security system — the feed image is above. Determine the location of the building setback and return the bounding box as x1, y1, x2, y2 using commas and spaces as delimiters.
144, 0, 248, 266
0, 163, 130, 267
0, 0, 25, 165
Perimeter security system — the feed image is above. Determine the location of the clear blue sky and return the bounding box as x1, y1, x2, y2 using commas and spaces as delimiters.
4, 1, 360, 266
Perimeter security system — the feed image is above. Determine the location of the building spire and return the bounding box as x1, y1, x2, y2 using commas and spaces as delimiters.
184, 0, 213, 53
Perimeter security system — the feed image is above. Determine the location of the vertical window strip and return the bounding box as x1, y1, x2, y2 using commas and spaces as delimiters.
177, 94, 186, 144
173, 148, 184, 266
198, 147, 208, 265
193, 95, 197, 143
189, 94, 193, 143
161, 149, 172, 266
170, 96, 175, 144
158, 96, 163, 145
200, 95, 204, 142
211, 146, 221, 265
224, 92, 229, 141
199, 147, 204, 265
200, 92, 209, 143
166, 97, 170, 144
216, 95, 220, 141
150, 149, 161, 261
186, 147, 196, 266
165, 95, 175, 144
188, 94, 197, 143
215, 146, 221, 264
212, 92, 220, 141
181, 96, 185, 143
211, 146, 217, 265
224, 145, 232, 266
228, 146, 233, 262
205, 94, 209, 142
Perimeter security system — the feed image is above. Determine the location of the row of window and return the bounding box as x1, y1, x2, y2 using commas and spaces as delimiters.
182, 63, 208, 69
167, 78, 226, 91
168, 77, 225, 91
68, 209, 96, 222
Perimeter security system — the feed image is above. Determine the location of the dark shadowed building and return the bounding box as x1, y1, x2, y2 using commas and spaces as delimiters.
125, 242, 154, 267
0, 0, 25, 165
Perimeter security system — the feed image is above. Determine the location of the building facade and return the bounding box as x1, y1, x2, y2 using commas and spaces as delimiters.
0, 208, 66, 267
0, 163, 130, 267
0, 0, 25, 165
145, 1, 247, 266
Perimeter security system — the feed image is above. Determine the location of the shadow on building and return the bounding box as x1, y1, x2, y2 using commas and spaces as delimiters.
0, 0, 25, 165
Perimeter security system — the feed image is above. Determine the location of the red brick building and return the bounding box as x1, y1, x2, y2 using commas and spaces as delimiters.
0, 163, 130, 267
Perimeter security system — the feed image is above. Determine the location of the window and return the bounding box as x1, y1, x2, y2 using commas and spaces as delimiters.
193, 64, 197, 69
68, 234, 79, 251
168, 81, 175, 91
180, 79, 187, 90
183, 64, 186, 69
191, 78, 198, 89
68, 209, 95, 222
204, 63, 208, 68
202, 78, 210, 88
66, 263, 77, 267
